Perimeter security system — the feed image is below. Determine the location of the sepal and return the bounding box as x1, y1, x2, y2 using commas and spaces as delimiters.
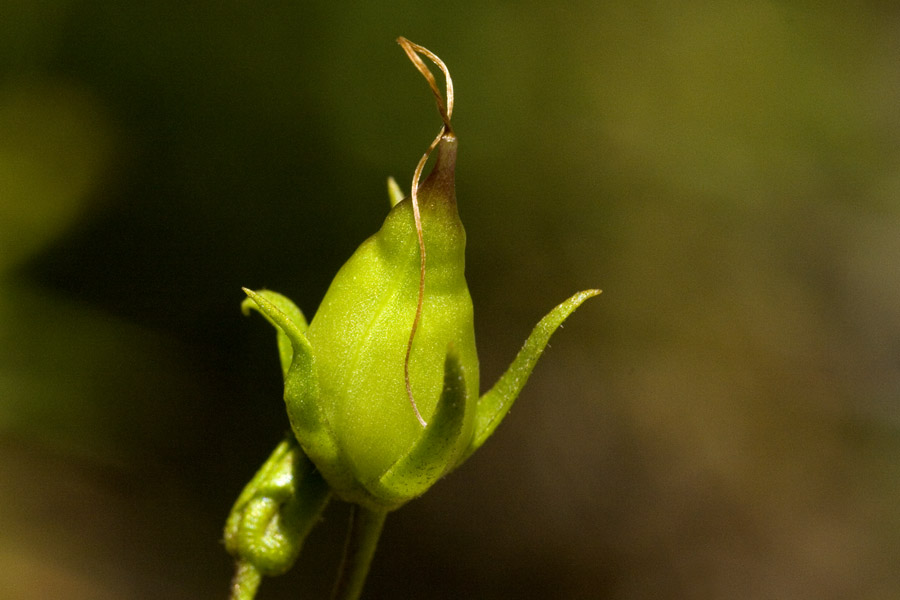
242, 288, 352, 495
458, 289, 600, 464
241, 289, 308, 378
386, 176, 406, 208
366, 348, 467, 507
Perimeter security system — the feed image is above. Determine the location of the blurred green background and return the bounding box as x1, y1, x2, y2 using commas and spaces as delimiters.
2, 1, 899, 598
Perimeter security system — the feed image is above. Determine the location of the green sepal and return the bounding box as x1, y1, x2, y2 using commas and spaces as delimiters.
386, 176, 406, 207
366, 348, 467, 507
224, 436, 331, 577
241, 288, 352, 495
241, 289, 308, 378
458, 289, 601, 465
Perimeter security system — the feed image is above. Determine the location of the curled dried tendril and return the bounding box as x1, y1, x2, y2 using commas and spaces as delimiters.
396, 37, 456, 428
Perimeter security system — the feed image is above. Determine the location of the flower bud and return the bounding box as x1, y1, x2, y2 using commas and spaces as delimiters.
303, 133, 478, 500
228, 38, 600, 600
224, 436, 330, 594
238, 39, 599, 514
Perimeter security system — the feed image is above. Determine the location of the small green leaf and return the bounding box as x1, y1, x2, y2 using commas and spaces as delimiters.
459, 289, 600, 464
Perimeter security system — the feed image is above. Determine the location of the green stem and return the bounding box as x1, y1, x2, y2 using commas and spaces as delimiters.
330, 505, 388, 600
229, 560, 262, 600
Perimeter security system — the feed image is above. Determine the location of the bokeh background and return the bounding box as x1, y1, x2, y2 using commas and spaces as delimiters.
2, 1, 899, 598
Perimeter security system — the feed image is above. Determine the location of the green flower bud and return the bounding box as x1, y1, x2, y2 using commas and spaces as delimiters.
305, 132, 478, 494
224, 436, 331, 598
228, 38, 600, 599
242, 134, 477, 512
237, 39, 600, 514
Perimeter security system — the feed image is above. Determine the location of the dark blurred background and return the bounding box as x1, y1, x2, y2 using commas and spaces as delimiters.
2, 1, 899, 598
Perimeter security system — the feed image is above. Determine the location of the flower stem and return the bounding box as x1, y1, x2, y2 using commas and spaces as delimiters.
330, 505, 388, 600
229, 560, 262, 600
